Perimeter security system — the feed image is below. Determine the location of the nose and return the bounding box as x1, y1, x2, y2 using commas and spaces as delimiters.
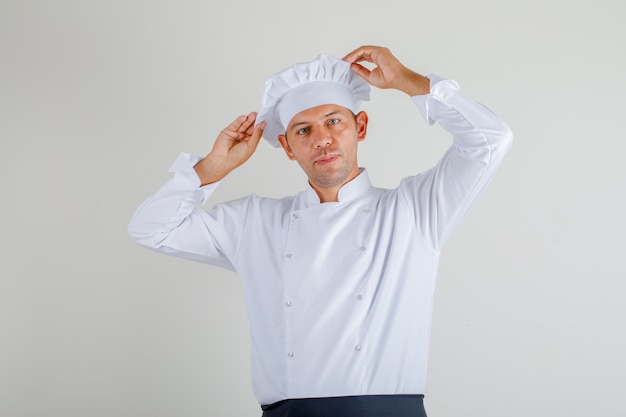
313, 129, 332, 148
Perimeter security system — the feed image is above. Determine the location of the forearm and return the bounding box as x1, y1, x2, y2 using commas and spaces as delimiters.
397, 69, 431, 97
193, 153, 232, 186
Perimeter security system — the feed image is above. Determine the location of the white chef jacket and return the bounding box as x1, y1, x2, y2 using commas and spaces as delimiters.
128, 75, 513, 405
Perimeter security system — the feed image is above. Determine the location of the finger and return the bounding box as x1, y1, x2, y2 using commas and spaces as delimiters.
342, 46, 368, 62
342, 48, 360, 63
233, 114, 248, 126
244, 121, 256, 136
342, 45, 378, 64
238, 112, 257, 133
223, 114, 249, 134
348, 62, 372, 82
247, 121, 265, 150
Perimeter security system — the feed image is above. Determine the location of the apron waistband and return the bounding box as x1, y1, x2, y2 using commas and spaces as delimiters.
261, 394, 426, 417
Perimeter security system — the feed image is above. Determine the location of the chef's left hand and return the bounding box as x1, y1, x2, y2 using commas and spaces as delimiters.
342, 45, 430, 96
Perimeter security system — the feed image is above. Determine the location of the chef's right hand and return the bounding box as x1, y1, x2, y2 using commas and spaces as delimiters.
194, 112, 266, 186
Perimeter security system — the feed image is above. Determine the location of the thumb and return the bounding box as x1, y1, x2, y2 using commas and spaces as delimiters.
349, 63, 372, 83
249, 121, 266, 148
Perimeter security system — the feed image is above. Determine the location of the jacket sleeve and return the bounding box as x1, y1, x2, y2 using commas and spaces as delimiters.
401, 74, 514, 251
127, 152, 245, 271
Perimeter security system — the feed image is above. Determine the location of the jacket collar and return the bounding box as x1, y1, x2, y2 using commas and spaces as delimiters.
302, 168, 371, 206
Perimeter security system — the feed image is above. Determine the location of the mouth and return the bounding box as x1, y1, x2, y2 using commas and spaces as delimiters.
315, 153, 339, 165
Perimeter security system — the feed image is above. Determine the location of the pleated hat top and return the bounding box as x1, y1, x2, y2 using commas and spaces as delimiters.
257, 54, 370, 147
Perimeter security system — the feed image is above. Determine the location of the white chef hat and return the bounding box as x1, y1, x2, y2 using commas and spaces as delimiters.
256, 53, 371, 148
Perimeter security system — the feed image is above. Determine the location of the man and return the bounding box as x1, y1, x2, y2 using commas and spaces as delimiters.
128, 45, 513, 416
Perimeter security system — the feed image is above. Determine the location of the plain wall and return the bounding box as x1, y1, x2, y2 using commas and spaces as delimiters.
2, 0, 625, 416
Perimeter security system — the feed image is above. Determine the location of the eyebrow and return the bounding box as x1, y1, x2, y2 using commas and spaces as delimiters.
289, 110, 342, 130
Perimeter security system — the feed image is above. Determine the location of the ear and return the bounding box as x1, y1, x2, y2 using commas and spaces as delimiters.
278, 134, 296, 160
355, 111, 368, 142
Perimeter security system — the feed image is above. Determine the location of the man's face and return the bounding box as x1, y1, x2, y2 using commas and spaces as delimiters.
278, 104, 368, 192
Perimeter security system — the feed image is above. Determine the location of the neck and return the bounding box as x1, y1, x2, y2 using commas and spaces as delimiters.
309, 169, 361, 203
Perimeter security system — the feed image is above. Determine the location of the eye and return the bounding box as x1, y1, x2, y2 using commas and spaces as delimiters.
327, 118, 340, 125
296, 127, 309, 135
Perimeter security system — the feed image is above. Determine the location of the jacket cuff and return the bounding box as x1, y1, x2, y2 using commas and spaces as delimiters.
168, 152, 220, 203
411, 73, 460, 125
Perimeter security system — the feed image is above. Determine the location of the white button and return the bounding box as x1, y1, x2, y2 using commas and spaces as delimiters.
288, 352, 294, 357
292, 213, 299, 219
285, 301, 292, 307
286, 253, 292, 259
354, 345, 361, 351
357, 294, 363, 301
360, 246, 367, 252
362, 208, 370, 213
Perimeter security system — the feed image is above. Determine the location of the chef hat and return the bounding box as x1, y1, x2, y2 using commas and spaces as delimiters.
256, 53, 371, 148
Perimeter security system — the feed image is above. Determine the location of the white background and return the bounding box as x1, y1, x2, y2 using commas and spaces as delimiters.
2, 0, 625, 416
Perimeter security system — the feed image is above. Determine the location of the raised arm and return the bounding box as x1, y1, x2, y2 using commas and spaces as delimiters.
345, 45, 513, 250
128, 113, 265, 268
